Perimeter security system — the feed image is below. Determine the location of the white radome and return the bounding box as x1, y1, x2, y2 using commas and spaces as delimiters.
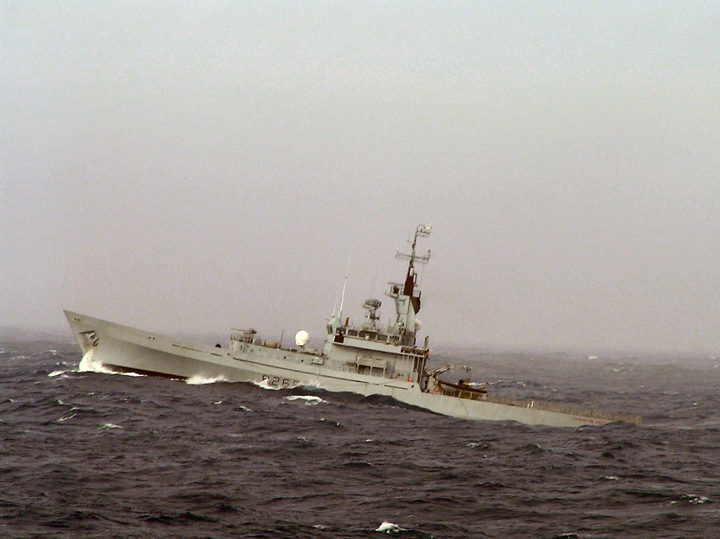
295, 330, 310, 347
414, 319, 422, 331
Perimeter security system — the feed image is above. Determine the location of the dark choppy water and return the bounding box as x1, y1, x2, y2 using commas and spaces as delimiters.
2, 337, 720, 538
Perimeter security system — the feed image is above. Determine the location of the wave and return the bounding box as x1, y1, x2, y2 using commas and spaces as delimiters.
253, 379, 284, 391
77, 349, 144, 377
284, 395, 326, 405
185, 374, 228, 385
98, 423, 123, 430
78, 349, 114, 374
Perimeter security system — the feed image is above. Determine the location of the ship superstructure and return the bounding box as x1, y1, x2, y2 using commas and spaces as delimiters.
322, 224, 432, 386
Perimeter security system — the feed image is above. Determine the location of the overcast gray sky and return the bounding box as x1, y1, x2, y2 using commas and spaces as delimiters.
1, 1, 719, 354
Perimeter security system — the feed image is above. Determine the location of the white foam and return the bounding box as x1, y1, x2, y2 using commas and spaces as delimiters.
48, 370, 67, 378
78, 349, 113, 374
376, 521, 405, 534
681, 493, 710, 504
253, 379, 283, 391
78, 349, 96, 372
185, 374, 228, 385
98, 423, 123, 430
78, 349, 144, 377
284, 395, 325, 405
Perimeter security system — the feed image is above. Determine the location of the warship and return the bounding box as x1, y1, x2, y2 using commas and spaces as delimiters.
65, 224, 641, 428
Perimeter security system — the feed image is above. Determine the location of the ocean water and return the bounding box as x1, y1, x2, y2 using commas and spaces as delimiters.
2, 337, 720, 538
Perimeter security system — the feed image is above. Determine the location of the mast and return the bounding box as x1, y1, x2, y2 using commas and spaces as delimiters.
387, 224, 432, 345
397, 224, 432, 308
327, 251, 352, 336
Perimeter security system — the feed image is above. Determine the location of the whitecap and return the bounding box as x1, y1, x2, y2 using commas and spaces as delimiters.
48, 370, 67, 378
56, 413, 76, 423
376, 521, 405, 534
284, 395, 325, 405
681, 493, 710, 504
98, 423, 123, 430
185, 374, 228, 385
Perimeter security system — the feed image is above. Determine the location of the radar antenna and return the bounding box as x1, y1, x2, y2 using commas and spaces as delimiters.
362, 298, 382, 329
396, 224, 432, 267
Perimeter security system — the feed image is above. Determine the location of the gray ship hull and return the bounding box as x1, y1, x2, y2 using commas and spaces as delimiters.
64, 311, 640, 428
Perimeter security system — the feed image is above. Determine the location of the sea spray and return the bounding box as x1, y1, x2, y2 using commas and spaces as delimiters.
185, 374, 228, 385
